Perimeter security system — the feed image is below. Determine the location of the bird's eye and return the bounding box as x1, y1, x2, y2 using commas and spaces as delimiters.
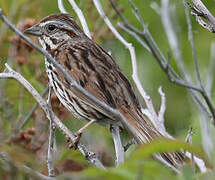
47, 24, 56, 31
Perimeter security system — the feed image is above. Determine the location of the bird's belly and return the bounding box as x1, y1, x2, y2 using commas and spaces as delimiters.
45, 60, 115, 125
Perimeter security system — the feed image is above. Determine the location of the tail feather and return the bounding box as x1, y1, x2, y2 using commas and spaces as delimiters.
119, 105, 185, 168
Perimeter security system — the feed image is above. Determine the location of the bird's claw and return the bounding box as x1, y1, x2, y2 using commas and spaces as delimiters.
66, 132, 82, 149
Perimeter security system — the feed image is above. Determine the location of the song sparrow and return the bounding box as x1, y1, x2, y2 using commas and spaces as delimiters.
24, 13, 184, 168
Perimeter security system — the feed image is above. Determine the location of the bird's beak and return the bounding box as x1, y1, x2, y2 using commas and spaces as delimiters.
24, 24, 42, 36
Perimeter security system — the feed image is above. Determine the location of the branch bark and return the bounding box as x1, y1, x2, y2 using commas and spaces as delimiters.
111, 125, 124, 166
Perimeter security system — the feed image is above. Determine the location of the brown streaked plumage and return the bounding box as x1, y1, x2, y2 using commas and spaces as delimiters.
24, 13, 184, 168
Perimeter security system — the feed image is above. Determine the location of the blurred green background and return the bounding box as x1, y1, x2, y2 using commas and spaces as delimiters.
0, 0, 215, 179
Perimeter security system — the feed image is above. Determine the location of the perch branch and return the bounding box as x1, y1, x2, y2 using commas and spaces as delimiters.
110, 125, 124, 166
47, 85, 56, 177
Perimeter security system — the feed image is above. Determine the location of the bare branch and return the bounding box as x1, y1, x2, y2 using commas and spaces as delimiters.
124, 138, 136, 152
110, 125, 124, 166
58, 0, 67, 13
47, 120, 56, 177
185, 2, 202, 87
188, 0, 215, 33
158, 86, 166, 131
161, 0, 214, 158
110, 0, 204, 93
47, 86, 56, 177
185, 128, 195, 171
67, 0, 91, 38
185, 126, 208, 173
185, 128, 193, 144
110, 0, 210, 129
118, 22, 151, 53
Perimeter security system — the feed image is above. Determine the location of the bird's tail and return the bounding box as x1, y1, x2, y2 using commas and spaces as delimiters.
119, 106, 185, 169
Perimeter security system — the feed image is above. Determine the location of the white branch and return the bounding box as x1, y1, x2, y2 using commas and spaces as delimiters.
111, 125, 124, 166
191, 0, 215, 26
158, 86, 167, 133
47, 86, 56, 177
58, 0, 67, 13
67, 0, 91, 38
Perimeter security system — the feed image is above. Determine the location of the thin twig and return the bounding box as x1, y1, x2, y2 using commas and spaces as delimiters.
185, 1, 202, 87
47, 85, 56, 177
124, 138, 136, 152
47, 121, 56, 177
191, 0, 215, 26
158, 86, 167, 133
110, 0, 204, 93
117, 22, 151, 53
58, 0, 67, 13
162, 0, 214, 159
185, 128, 195, 172
67, 0, 91, 38
161, 0, 215, 122
186, 0, 215, 33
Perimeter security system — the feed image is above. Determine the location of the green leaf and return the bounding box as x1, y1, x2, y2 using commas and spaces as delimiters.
132, 138, 210, 167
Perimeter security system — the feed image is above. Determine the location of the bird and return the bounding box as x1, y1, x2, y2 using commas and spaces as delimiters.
24, 13, 184, 169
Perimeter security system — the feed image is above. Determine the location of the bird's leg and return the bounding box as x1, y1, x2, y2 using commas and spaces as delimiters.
68, 119, 96, 149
